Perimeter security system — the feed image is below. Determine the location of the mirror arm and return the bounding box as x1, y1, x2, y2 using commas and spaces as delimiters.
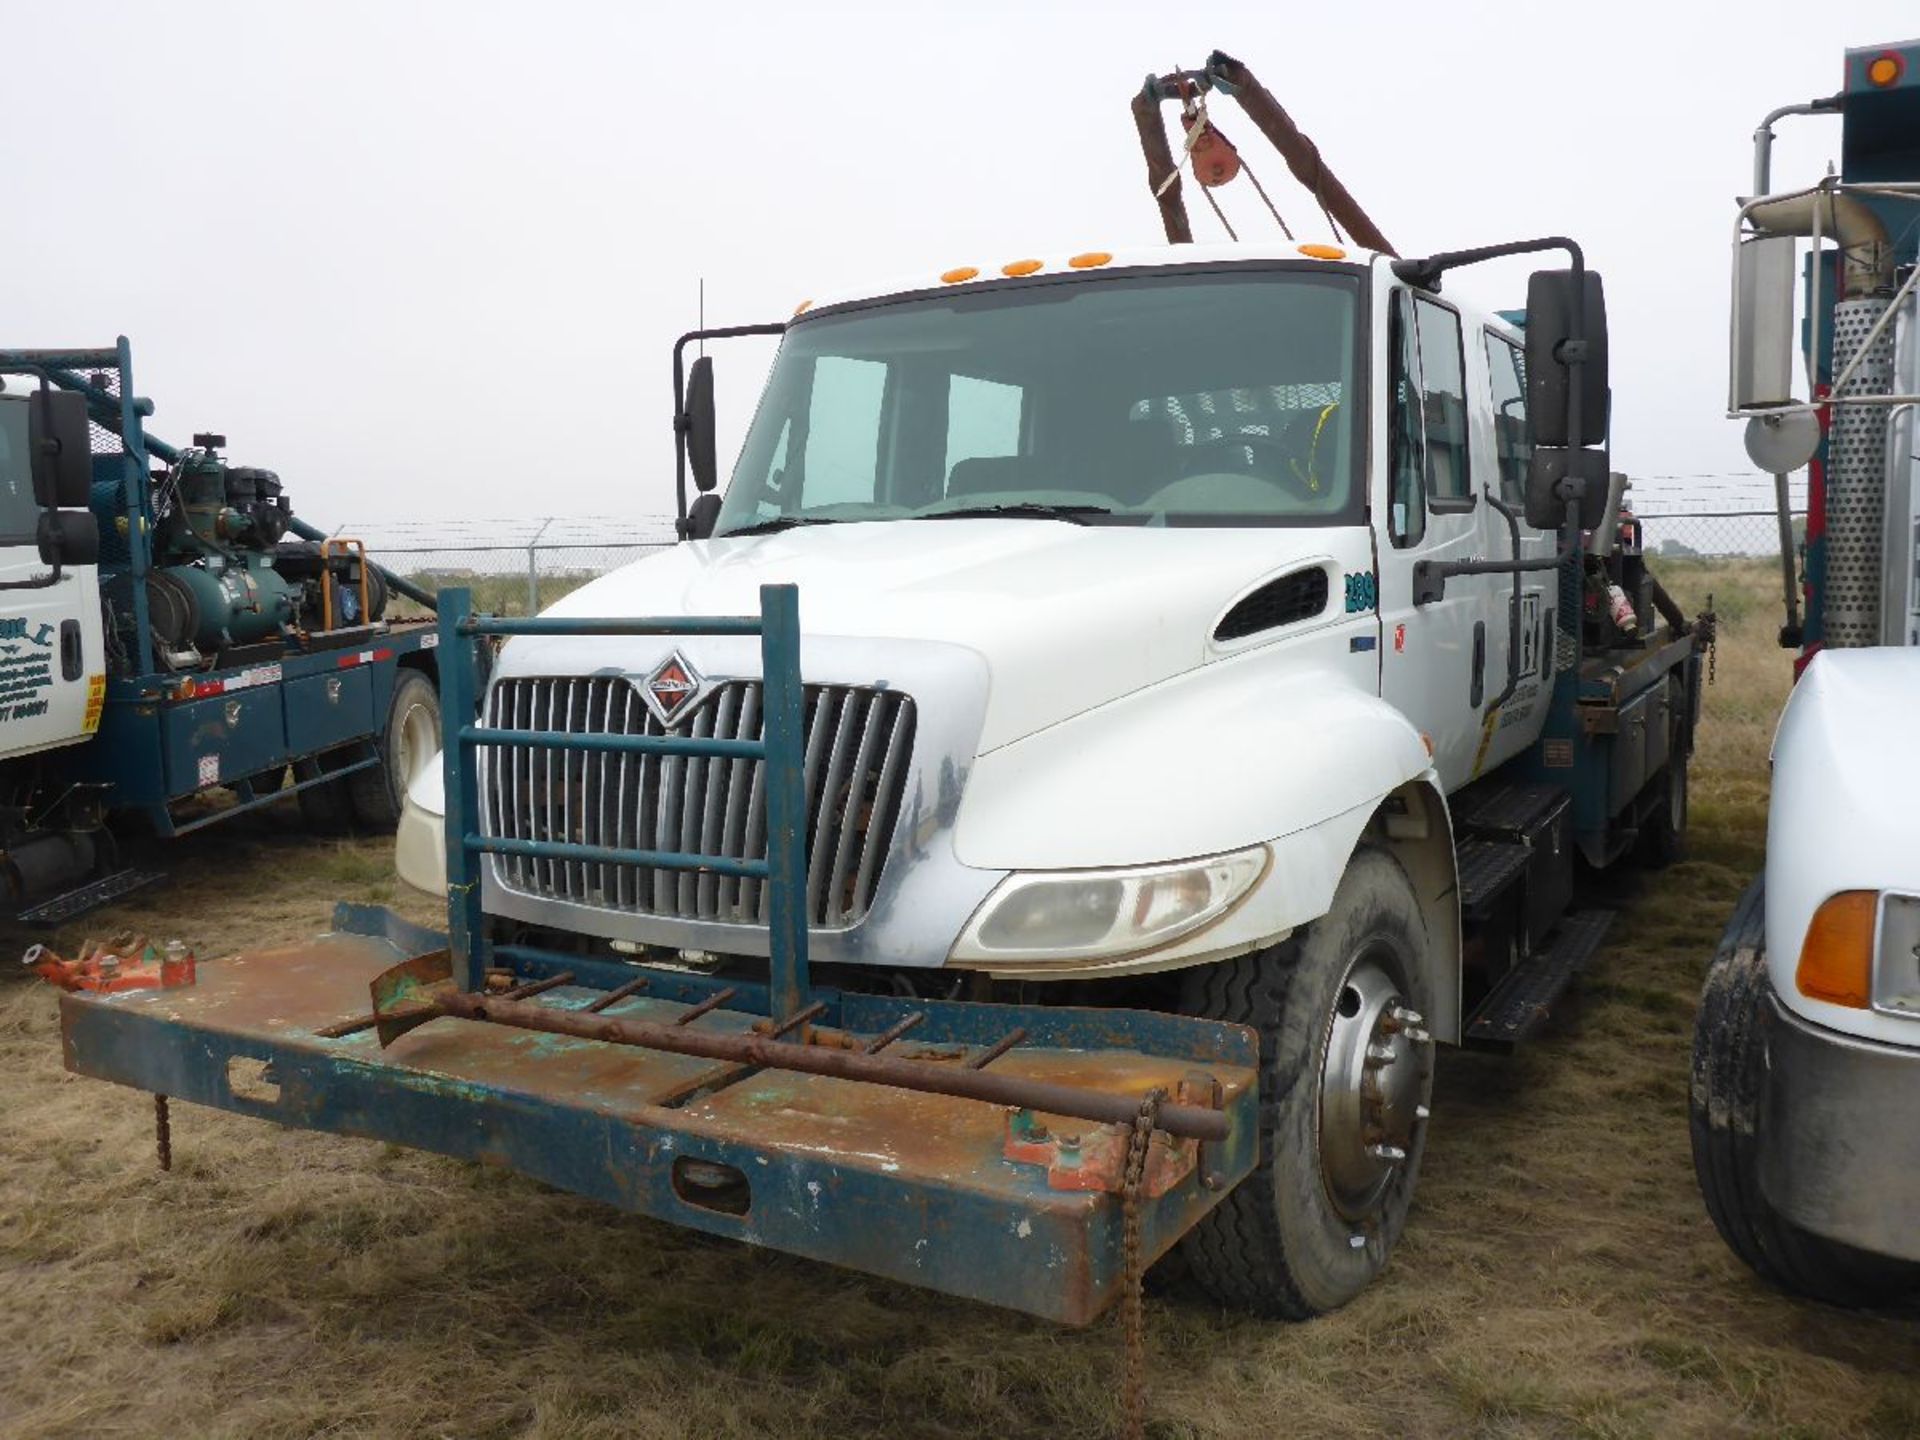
670, 323, 787, 532
0, 557, 63, 593
1414, 482, 1587, 664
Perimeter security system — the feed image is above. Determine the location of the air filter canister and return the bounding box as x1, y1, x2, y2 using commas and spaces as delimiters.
1826, 298, 1895, 648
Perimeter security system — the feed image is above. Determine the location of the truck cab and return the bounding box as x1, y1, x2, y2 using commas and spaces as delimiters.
0, 380, 104, 761
408, 246, 1555, 980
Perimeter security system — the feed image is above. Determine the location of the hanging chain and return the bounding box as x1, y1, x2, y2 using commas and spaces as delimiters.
1704, 591, 1718, 687
1119, 1086, 1167, 1440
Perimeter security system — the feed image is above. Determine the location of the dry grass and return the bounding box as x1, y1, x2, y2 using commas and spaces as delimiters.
2, 560, 1917, 1439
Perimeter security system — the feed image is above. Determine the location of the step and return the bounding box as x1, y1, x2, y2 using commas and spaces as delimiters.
1464, 909, 1615, 1045
18, 867, 165, 927
1455, 837, 1534, 913
1454, 781, 1567, 841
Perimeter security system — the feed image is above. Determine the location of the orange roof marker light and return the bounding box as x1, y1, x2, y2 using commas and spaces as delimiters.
1002, 258, 1044, 277
1297, 243, 1348, 261
793, 299, 812, 316
1867, 51, 1905, 88
941, 266, 980, 285
1067, 251, 1113, 269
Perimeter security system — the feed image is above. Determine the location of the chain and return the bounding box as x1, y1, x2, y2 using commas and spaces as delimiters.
1705, 591, 1718, 687
1119, 1086, 1167, 1440
155, 1093, 171, 1172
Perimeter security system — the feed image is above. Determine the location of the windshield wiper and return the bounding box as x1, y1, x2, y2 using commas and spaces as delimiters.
915, 502, 1115, 525
717, 515, 841, 538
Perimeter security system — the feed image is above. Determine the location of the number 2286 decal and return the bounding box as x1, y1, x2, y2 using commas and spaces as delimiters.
1343, 571, 1378, 613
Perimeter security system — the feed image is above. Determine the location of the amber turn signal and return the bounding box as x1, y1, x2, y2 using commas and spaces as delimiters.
1796, 889, 1879, 1008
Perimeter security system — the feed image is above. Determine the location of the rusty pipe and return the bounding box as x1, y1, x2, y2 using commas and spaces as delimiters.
1132, 83, 1194, 244
436, 991, 1230, 1142
1203, 52, 1395, 256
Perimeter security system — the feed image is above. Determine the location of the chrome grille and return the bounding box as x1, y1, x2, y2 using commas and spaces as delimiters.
482, 676, 915, 928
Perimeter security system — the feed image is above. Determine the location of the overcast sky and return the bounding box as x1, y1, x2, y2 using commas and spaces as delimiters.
5, 1, 1913, 529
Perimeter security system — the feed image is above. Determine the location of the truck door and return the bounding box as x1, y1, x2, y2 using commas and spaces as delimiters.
1473, 329, 1557, 771
0, 395, 103, 760
1373, 287, 1504, 790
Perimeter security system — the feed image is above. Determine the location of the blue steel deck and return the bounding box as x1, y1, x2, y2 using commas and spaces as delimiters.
60, 907, 1258, 1324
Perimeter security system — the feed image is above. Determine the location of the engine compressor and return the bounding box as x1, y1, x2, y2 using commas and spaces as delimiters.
98, 433, 387, 669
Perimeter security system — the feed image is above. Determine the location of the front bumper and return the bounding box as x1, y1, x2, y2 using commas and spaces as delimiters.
1760, 993, 1920, 1263
58, 904, 1258, 1324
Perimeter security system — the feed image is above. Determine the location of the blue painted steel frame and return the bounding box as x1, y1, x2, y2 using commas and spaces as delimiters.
56, 901, 1259, 1324
439, 583, 813, 1020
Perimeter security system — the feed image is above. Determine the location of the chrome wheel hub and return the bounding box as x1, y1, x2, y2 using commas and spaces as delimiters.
1318, 952, 1430, 1222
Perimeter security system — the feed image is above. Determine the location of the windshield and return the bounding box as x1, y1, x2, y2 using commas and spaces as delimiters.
716, 267, 1365, 534
0, 398, 42, 542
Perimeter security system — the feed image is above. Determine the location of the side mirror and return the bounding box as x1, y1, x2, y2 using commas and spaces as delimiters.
1525, 269, 1609, 448
682, 492, 722, 541
681, 355, 716, 493
1525, 447, 1609, 531
37, 510, 99, 567
1732, 235, 1797, 410
28, 390, 93, 508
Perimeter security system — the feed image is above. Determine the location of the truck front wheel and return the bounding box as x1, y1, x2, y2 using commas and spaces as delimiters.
1689, 880, 1919, 1305
1178, 847, 1434, 1317
348, 669, 441, 829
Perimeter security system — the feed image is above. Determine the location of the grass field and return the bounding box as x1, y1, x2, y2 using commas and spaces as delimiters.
2, 559, 1916, 1438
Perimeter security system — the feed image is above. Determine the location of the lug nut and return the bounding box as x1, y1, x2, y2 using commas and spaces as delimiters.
1364, 1042, 1396, 1066
1414, 1104, 1431, 1121
1367, 1143, 1407, 1163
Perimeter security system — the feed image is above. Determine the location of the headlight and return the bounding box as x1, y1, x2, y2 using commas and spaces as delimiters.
1873, 892, 1920, 1018
950, 846, 1268, 964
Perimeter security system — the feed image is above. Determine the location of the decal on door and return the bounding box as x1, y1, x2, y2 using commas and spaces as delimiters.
1511, 592, 1543, 678
0, 616, 57, 722
1343, 571, 1378, 613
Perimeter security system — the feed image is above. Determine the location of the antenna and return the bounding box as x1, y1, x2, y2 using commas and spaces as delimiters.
698, 277, 705, 358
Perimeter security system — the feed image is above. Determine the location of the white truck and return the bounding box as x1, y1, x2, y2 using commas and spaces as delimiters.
1689, 39, 1920, 1305
381, 57, 1712, 1318
0, 379, 116, 907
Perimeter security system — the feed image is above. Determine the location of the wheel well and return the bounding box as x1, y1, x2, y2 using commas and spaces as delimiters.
1364, 779, 1462, 1045
398, 650, 439, 689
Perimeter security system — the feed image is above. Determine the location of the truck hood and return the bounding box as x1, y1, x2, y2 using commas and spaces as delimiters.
541, 519, 1363, 751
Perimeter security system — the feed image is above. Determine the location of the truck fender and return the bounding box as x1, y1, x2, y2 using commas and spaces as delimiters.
954, 664, 1434, 870
954, 667, 1462, 1034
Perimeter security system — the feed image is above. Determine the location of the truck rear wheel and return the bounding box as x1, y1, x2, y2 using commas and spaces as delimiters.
348, 668, 440, 829
1177, 847, 1434, 1318
1689, 880, 1920, 1305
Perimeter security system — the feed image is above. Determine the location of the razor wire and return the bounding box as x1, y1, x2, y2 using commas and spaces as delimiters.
332, 510, 1804, 620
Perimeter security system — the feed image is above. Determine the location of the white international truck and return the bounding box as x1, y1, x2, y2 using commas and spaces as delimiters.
1688, 38, 1920, 1305
354, 57, 1712, 1321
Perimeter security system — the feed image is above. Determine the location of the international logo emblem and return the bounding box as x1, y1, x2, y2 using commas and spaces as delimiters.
642, 653, 702, 726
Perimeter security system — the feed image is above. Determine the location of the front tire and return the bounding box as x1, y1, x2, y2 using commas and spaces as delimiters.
1689, 879, 1920, 1305
348, 669, 440, 829
1178, 847, 1435, 1317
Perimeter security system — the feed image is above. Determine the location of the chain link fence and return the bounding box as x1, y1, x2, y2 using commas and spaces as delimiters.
1634, 509, 1804, 559
332, 509, 1803, 618
331, 517, 678, 616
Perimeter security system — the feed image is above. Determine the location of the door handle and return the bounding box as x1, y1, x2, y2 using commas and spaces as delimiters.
59, 619, 83, 682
